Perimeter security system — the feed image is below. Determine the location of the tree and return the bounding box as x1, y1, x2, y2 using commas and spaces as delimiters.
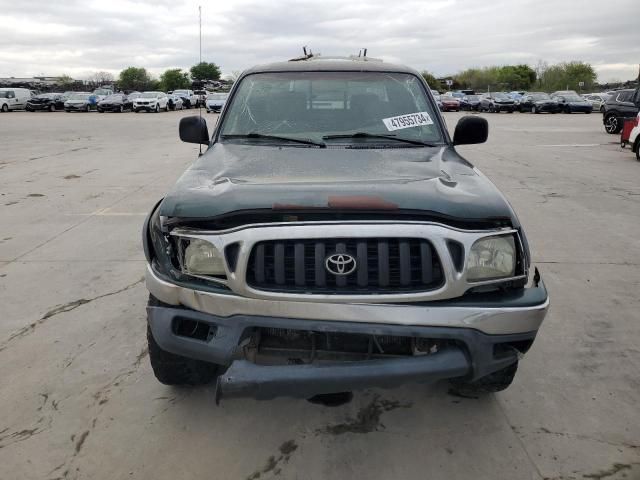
536, 61, 596, 92
88, 71, 115, 86
420, 71, 441, 91
159, 69, 191, 91
190, 62, 221, 81
57, 74, 74, 87
118, 67, 154, 92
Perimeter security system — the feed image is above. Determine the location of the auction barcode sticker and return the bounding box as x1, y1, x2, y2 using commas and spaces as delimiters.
382, 112, 434, 131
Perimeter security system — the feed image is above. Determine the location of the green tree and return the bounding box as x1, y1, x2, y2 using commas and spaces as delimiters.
190, 62, 221, 81
57, 74, 74, 87
420, 71, 441, 90
159, 69, 191, 91
118, 67, 154, 92
497, 65, 536, 90
536, 61, 596, 92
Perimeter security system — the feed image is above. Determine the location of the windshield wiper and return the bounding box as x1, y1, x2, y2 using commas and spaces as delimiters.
322, 132, 438, 147
221, 133, 325, 148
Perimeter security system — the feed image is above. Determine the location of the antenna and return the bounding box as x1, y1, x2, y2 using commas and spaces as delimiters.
198, 5, 203, 157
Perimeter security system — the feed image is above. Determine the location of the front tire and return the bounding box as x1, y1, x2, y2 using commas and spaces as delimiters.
154, 104, 159, 113
86, 104, 91, 112
147, 296, 221, 386
604, 114, 621, 134
1, 104, 8, 112
449, 362, 518, 396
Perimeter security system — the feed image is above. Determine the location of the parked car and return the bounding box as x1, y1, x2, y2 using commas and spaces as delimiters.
554, 94, 593, 114
460, 94, 481, 111
431, 90, 443, 111
550, 90, 579, 98
478, 92, 516, 113
602, 88, 640, 134
133, 91, 169, 113
26, 93, 65, 112
584, 94, 608, 112
629, 112, 640, 161
167, 94, 184, 110
97, 94, 132, 112
127, 91, 142, 102
440, 96, 460, 111
205, 92, 229, 113
172, 89, 198, 108
64, 93, 97, 112
0, 87, 31, 111
93, 87, 114, 101
194, 90, 207, 107
443, 91, 465, 100
518, 92, 560, 113
142, 58, 549, 401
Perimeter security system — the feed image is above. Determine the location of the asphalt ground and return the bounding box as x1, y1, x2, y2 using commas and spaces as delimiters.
1, 108, 639, 480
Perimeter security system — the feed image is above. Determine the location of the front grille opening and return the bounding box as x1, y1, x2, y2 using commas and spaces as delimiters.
245, 327, 454, 364
247, 238, 444, 294
172, 317, 215, 342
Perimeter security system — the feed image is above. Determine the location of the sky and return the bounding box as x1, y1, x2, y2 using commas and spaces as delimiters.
0, 0, 638, 83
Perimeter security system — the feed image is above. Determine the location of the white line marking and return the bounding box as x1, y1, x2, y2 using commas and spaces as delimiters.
536, 144, 603, 147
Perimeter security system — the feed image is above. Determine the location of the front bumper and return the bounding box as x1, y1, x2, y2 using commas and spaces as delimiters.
26, 103, 49, 111
146, 264, 547, 399
148, 301, 538, 400
65, 104, 89, 111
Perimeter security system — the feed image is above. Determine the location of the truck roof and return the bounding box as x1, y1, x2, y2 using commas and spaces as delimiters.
243, 57, 419, 76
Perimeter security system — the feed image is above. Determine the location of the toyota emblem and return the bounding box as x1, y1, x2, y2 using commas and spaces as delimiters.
325, 253, 357, 276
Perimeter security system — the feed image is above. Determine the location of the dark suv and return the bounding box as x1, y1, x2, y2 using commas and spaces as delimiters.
143, 57, 549, 402
603, 88, 640, 134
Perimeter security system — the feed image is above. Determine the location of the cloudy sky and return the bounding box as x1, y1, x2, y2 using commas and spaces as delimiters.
0, 0, 637, 83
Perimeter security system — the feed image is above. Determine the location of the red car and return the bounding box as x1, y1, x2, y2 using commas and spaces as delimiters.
441, 97, 460, 112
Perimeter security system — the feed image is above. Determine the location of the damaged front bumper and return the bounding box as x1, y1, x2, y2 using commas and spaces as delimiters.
146, 264, 548, 401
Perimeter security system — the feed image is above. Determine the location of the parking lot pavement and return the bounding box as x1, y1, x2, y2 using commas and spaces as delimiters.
1, 110, 639, 480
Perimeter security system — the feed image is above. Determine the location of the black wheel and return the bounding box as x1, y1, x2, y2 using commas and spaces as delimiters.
119, 105, 123, 113
531, 106, 537, 114
621, 141, 627, 148
98, 108, 104, 113
154, 104, 159, 113
49, 104, 55, 112
449, 362, 518, 396
604, 114, 621, 134
147, 296, 221, 386
86, 104, 91, 112
2, 104, 9, 112
564, 106, 571, 114
636, 143, 640, 162
600, 105, 605, 113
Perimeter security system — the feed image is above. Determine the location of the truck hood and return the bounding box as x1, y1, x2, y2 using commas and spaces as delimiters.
159, 143, 517, 223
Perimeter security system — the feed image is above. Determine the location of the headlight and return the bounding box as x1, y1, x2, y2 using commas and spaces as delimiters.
181, 238, 226, 276
466, 235, 516, 281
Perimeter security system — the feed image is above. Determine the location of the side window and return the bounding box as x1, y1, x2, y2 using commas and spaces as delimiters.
618, 92, 632, 102
7, 91, 15, 98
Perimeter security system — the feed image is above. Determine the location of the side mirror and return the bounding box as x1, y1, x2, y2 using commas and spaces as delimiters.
179, 116, 209, 145
453, 116, 488, 146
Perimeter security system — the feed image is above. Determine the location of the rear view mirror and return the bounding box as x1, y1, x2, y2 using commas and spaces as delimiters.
179, 116, 209, 145
453, 116, 488, 146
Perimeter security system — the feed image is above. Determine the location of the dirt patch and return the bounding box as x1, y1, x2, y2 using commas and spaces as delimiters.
246, 440, 299, 480
318, 395, 412, 435
63, 174, 81, 179
583, 463, 636, 479
74, 430, 90, 453
27, 193, 45, 197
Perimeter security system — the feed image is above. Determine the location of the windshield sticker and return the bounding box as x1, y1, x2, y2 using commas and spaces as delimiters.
382, 112, 433, 131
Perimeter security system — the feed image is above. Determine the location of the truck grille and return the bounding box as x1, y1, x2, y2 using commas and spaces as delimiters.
247, 238, 444, 294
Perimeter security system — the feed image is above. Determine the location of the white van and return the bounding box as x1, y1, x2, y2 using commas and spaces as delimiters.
0, 87, 32, 111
